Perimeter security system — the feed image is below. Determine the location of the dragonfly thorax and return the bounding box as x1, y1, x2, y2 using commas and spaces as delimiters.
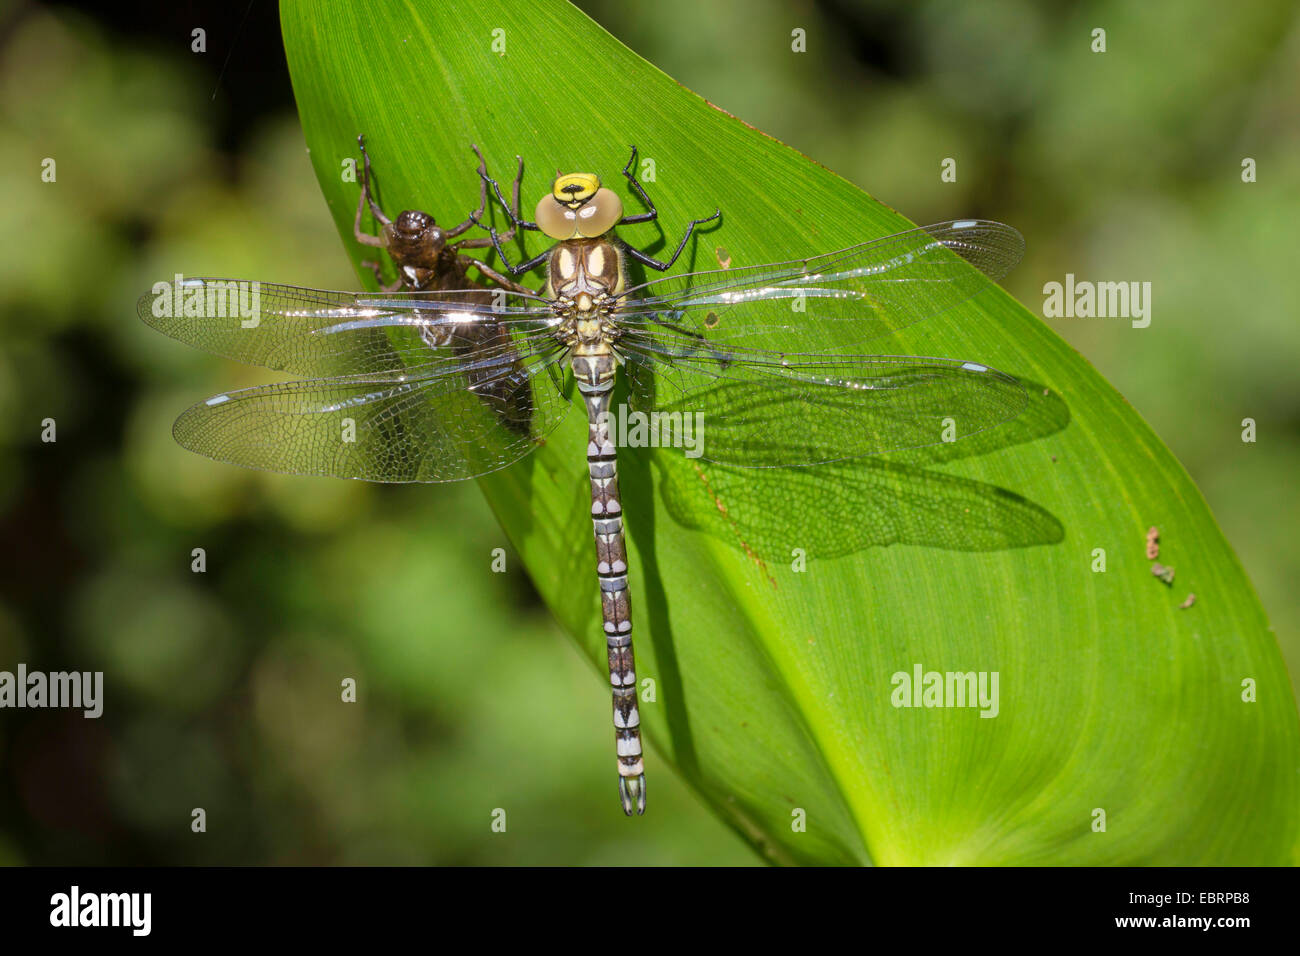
548, 237, 626, 362
545, 237, 626, 387
546, 237, 626, 303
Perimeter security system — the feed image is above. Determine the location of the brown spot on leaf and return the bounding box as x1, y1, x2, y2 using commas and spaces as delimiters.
694, 462, 776, 590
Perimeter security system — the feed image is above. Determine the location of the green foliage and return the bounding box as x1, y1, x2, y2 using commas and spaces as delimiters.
281, 0, 1298, 863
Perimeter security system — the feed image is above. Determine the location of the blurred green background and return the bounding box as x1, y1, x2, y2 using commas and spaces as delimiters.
0, 0, 1295, 864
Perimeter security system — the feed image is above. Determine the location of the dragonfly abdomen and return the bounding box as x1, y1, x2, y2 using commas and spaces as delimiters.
581, 379, 645, 815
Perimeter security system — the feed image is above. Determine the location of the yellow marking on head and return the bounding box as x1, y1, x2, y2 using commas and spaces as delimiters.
552, 172, 601, 206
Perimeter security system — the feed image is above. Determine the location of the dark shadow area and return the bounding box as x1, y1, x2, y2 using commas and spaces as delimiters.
651, 379, 1068, 560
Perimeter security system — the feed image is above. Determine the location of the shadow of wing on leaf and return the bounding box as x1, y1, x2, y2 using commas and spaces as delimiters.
651, 381, 1068, 560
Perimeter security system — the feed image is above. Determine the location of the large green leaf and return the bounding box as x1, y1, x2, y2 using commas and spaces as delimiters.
280, 0, 1299, 864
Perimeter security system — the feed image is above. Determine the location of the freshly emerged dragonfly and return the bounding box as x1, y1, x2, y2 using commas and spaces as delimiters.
138, 145, 1026, 815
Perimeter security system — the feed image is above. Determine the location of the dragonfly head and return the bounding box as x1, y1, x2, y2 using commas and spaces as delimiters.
537, 171, 623, 240
386, 210, 444, 263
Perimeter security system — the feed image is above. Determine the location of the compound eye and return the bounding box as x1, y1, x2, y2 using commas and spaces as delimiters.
536, 196, 577, 240
574, 187, 623, 238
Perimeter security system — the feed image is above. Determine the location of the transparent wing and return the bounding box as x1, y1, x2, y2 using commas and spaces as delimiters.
173, 343, 570, 482
137, 278, 557, 376
621, 331, 1026, 467
614, 220, 1023, 355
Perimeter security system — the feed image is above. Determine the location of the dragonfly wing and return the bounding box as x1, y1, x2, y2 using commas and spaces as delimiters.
620, 335, 1026, 467
615, 220, 1023, 355
173, 344, 570, 482
138, 278, 555, 376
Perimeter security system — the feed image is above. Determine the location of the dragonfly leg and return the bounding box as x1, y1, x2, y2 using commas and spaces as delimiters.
624, 208, 722, 272
445, 144, 493, 240
353, 135, 391, 247
616, 143, 721, 255
471, 158, 548, 278
495, 152, 526, 244
453, 152, 534, 290
456, 254, 533, 295
478, 226, 550, 278
617, 145, 658, 226
448, 145, 520, 241
359, 259, 401, 292
475, 149, 538, 234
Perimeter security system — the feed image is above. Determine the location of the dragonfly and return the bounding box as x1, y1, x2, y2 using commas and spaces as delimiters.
138, 146, 1027, 816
